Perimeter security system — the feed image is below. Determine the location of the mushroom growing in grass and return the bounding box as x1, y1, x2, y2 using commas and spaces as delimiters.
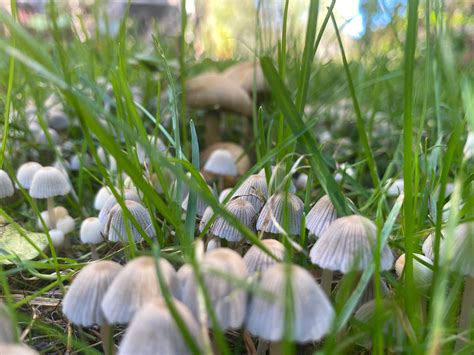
94, 186, 112, 211
102, 256, 180, 324
243, 239, 285, 275
0, 169, 14, 199
56, 215, 75, 248
246, 263, 335, 351
36, 206, 69, 230
256, 192, 304, 236
180, 248, 248, 331
80, 217, 104, 260
186, 73, 252, 146
104, 200, 155, 243
310, 215, 394, 295
97, 189, 140, 225
182, 184, 215, 218
223, 61, 267, 96
29, 166, 70, 229
203, 149, 237, 192
16, 162, 42, 190
233, 174, 268, 211
63, 260, 122, 355
305, 195, 337, 239
210, 198, 257, 243
118, 298, 204, 355
440, 222, 474, 350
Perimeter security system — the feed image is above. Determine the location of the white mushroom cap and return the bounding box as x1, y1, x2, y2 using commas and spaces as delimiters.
56, 215, 75, 235
199, 207, 214, 233
233, 174, 268, 211
35, 128, 60, 145
395, 253, 433, 292
245, 263, 335, 343
218, 188, 233, 203
310, 215, 394, 273
0, 170, 14, 198
104, 200, 155, 242
210, 198, 257, 242
102, 256, 180, 324
62, 260, 122, 326
94, 186, 112, 211
206, 237, 221, 252
203, 149, 237, 177
180, 248, 248, 330
293, 173, 308, 190
256, 192, 304, 235
36, 206, 69, 230
47, 109, 69, 131
29, 167, 71, 199
80, 217, 104, 244
181, 184, 215, 218
441, 222, 474, 277
0, 344, 39, 355
118, 298, 203, 355
16, 162, 42, 189
97, 189, 140, 224
305, 195, 338, 238
49, 229, 65, 247
243, 239, 286, 274
386, 178, 404, 197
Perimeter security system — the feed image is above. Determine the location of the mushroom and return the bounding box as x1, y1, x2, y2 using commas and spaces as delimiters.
310, 215, 394, 295
36, 206, 69, 230
186, 72, 252, 146
46, 109, 69, 131
80, 217, 104, 260
94, 186, 113, 211
233, 174, 268, 211
203, 149, 237, 192
101, 256, 180, 324
48, 229, 65, 247
305, 195, 338, 239
118, 298, 203, 355
62, 260, 122, 355
210, 198, 257, 243
181, 184, 215, 218
104, 200, 155, 243
16, 162, 42, 190
97, 189, 140, 225
179, 248, 248, 330
245, 263, 334, 350
243, 239, 285, 275
222, 61, 267, 96
256, 192, 304, 236
29, 167, 70, 229
0, 169, 14, 199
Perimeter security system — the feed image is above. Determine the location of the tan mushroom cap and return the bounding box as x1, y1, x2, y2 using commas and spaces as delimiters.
223, 61, 267, 94
186, 72, 253, 117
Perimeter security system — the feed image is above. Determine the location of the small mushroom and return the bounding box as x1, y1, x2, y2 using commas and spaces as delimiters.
80, 217, 104, 260
62, 260, 123, 355
243, 239, 285, 275
16, 162, 42, 190
94, 186, 113, 211
233, 174, 268, 211
29, 167, 70, 229
0, 169, 14, 199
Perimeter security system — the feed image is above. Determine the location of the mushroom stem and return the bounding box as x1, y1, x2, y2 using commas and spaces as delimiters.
47, 197, 56, 228
217, 176, 225, 193
100, 323, 114, 355
455, 275, 474, 351
256, 340, 268, 355
205, 112, 220, 147
321, 269, 333, 295
91, 245, 99, 261
269, 341, 283, 355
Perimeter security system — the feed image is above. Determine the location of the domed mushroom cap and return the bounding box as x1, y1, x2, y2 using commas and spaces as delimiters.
246, 263, 335, 343
243, 239, 285, 274
210, 198, 257, 242
118, 298, 203, 355
203, 149, 237, 177
422, 233, 436, 260
306, 195, 337, 238
56, 215, 75, 235
234, 174, 268, 211
35, 128, 60, 145
182, 184, 215, 218
62, 260, 122, 327
80, 217, 104, 244
47, 109, 69, 131
0, 170, 14, 198
199, 206, 214, 233
136, 135, 167, 165
102, 256, 180, 324
395, 253, 433, 292
49, 229, 65, 247
16, 162, 42, 190
256, 192, 304, 235
29, 167, 70, 199
97, 189, 141, 224
94, 186, 112, 211
104, 200, 155, 242
201, 142, 251, 176
442, 222, 474, 277
180, 248, 248, 330
0, 344, 39, 355
310, 215, 394, 273
258, 165, 296, 193
219, 188, 233, 203
222, 61, 267, 94
186, 72, 253, 117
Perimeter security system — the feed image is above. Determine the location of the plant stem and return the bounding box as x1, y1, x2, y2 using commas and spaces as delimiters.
47, 197, 56, 228
321, 269, 333, 295
100, 323, 114, 355
455, 276, 474, 351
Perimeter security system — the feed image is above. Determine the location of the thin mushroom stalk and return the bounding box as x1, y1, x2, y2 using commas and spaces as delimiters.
47, 197, 57, 228
90, 245, 99, 261
456, 276, 474, 351
321, 269, 333, 295
100, 323, 114, 355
